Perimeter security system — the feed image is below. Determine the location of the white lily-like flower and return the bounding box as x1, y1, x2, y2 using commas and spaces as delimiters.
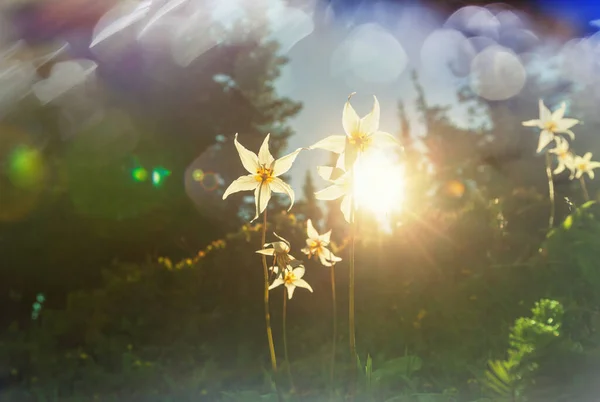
256, 233, 302, 275
573, 152, 600, 180
548, 137, 575, 175
522, 99, 579, 153
222, 133, 301, 221
309, 94, 398, 170
301, 219, 342, 267
314, 163, 353, 223
268, 266, 313, 299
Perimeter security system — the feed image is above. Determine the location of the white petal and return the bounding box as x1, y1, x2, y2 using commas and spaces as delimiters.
539, 99, 551, 122
575, 170, 583, 179
292, 266, 306, 279
315, 183, 346, 201
272, 148, 302, 176
344, 141, 359, 171
234, 133, 260, 174
522, 119, 542, 127
318, 253, 333, 267
272, 233, 291, 248
555, 118, 579, 132
292, 278, 313, 293
269, 177, 294, 210
252, 183, 272, 222
256, 248, 275, 256
258, 134, 275, 166
588, 171, 595, 180
269, 278, 284, 290
551, 102, 566, 121
309, 135, 346, 153
589, 161, 600, 170
584, 152, 592, 162
285, 283, 296, 299
306, 219, 319, 239
553, 162, 566, 175
359, 95, 380, 133
341, 195, 352, 223
301, 246, 310, 256
536, 130, 554, 153
320, 229, 332, 244
369, 131, 399, 149
222, 175, 258, 200
343, 97, 360, 137
317, 165, 345, 182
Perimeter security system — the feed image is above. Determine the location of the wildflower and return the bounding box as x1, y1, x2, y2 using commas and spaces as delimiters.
256, 233, 303, 275
522, 99, 579, 153
223, 133, 301, 221
309, 94, 398, 170
268, 266, 313, 299
573, 152, 600, 180
548, 136, 575, 175
314, 164, 353, 223
301, 219, 341, 267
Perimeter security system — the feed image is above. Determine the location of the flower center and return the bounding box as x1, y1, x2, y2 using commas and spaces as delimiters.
255, 165, 274, 183
578, 162, 587, 171
283, 271, 297, 285
544, 121, 557, 132
349, 133, 372, 151
308, 240, 323, 257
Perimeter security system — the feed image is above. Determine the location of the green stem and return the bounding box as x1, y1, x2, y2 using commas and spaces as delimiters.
580, 177, 590, 202
545, 152, 555, 229
260, 209, 278, 372
283, 289, 295, 392
330, 264, 337, 389
349, 177, 356, 359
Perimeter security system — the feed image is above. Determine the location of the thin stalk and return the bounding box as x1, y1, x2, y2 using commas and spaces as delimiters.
545, 152, 555, 229
349, 180, 356, 358
283, 288, 295, 392
260, 209, 278, 372
330, 264, 337, 388
580, 177, 590, 202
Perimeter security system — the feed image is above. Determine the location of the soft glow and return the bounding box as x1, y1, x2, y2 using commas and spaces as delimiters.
353, 151, 405, 232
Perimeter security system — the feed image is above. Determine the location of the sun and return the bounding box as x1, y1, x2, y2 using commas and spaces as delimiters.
353, 150, 405, 231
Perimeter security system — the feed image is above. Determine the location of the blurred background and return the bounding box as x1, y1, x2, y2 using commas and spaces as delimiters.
2, 0, 600, 400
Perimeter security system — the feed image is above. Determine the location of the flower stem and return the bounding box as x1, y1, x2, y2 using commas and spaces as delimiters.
330, 264, 337, 389
580, 177, 590, 202
260, 210, 278, 372
283, 288, 295, 392
545, 151, 555, 229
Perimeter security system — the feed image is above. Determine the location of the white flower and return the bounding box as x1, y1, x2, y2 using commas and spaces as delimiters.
301, 219, 342, 267
309, 94, 398, 170
573, 152, 600, 180
268, 266, 313, 299
222, 133, 301, 221
256, 233, 302, 274
314, 163, 353, 223
522, 99, 579, 153
548, 137, 575, 175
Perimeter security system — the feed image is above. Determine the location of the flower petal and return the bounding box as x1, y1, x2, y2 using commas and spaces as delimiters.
234, 133, 259, 174
343, 97, 360, 137
344, 140, 359, 171
539, 99, 551, 122
315, 183, 346, 201
292, 278, 313, 293
369, 130, 399, 149
269, 278, 284, 290
258, 134, 275, 166
359, 95, 380, 133
252, 182, 272, 222
306, 219, 319, 239
285, 283, 296, 299
222, 175, 259, 200
588, 170, 595, 180
272, 148, 302, 176
522, 119, 541, 127
292, 266, 305, 278
317, 165, 345, 182
555, 118, 579, 132
309, 135, 346, 153
553, 162, 566, 175
584, 152, 592, 162
536, 130, 554, 153
256, 248, 275, 256
272, 232, 291, 248
551, 102, 566, 121
341, 195, 352, 223
269, 177, 295, 210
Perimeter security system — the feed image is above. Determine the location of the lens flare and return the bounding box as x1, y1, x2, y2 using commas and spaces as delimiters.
151, 167, 171, 187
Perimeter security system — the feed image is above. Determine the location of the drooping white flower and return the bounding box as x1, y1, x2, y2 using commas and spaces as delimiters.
268, 266, 313, 299
256, 233, 302, 274
522, 99, 579, 153
314, 163, 353, 223
301, 219, 342, 267
222, 133, 301, 221
573, 152, 600, 180
309, 94, 398, 170
548, 136, 575, 175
